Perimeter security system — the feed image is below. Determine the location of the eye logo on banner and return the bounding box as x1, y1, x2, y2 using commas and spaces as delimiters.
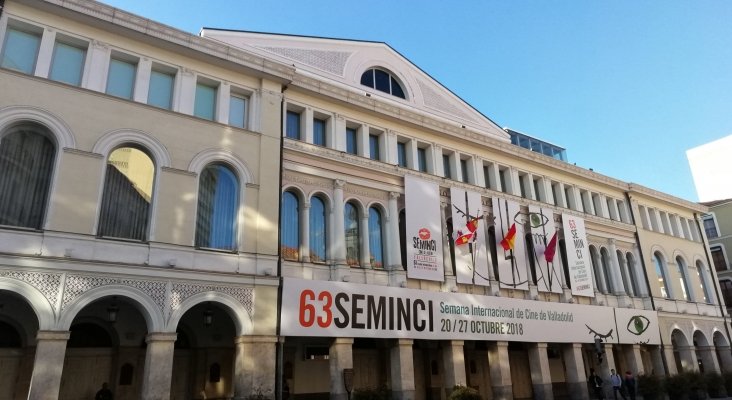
450, 188, 490, 286
528, 205, 563, 294
492, 198, 529, 291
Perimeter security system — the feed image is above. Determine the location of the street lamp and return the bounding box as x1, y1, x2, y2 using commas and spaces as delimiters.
107, 296, 119, 323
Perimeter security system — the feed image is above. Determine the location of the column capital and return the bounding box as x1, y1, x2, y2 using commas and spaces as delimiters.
607, 238, 617, 246
389, 191, 401, 200
36, 330, 71, 341
333, 337, 354, 345
395, 339, 414, 346
234, 335, 279, 344
334, 179, 346, 189
534, 342, 549, 349
146, 332, 178, 343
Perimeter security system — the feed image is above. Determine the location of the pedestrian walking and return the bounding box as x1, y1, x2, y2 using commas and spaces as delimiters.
589, 368, 604, 400
623, 371, 636, 400
610, 369, 627, 400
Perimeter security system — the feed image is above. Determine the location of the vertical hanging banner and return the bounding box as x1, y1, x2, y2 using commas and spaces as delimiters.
528, 205, 563, 294
450, 188, 490, 286
562, 213, 594, 297
492, 198, 529, 291
405, 175, 445, 281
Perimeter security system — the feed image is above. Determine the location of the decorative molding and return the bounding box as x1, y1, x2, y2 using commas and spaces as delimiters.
258, 46, 353, 76
161, 166, 196, 177
63, 148, 103, 159
344, 184, 388, 201
0, 270, 62, 308
283, 172, 332, 190
62, 274, 167, 312
170, 282, 254, 316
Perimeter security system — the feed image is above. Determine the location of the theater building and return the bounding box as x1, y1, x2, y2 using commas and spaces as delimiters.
0, 1, 730, 400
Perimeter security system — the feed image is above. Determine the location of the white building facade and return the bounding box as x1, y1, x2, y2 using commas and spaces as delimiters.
0, 1, 729, 400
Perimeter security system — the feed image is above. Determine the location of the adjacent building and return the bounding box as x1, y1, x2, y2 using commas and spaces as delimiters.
0, 1, 729, 400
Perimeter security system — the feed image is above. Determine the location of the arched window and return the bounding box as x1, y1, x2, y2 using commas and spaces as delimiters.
196, 163, 239, 250
0, 123, 56, 229
626, 253, 641, 296
368, 207, 384, 268
676, 256, 691, 301
600, 248, 614, 294
617, 250, 633, 296
654, 252, 670, 298
696, 261, 711, 303
344, 202, 360, 266
98, 146, 154, 241
360, 68, 406, 99
310, 196, 327, 263
281, 191, 300, 260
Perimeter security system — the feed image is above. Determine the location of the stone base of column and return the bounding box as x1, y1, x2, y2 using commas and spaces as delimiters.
566, 382, 590, 400
532, 383, 554, 400
491, 384, 513, 400
391, 389, 415, 400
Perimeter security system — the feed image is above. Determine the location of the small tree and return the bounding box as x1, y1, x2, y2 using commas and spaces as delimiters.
705, 372, 726, 398
637, 373, 664, 400
448, 385, 482, 400
665, 373, 690, 400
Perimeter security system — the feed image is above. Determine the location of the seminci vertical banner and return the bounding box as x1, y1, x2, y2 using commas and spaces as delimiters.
492, 198, 529, 291
405, 175, 445, 281
562, 213, 594, 297
450, 188, 490, 286
528, 205, 563, 294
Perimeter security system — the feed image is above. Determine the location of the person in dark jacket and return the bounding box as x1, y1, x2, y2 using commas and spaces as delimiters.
589, 368, 604, 400
95, 382, 113, 400
624, 371, 637, 400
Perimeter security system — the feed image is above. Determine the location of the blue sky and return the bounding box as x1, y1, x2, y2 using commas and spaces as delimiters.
101, 0, 732, 202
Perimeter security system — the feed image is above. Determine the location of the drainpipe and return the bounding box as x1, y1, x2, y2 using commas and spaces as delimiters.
275, 83, 289, 400
625, 192, 668, 375
694, 212, 732, 349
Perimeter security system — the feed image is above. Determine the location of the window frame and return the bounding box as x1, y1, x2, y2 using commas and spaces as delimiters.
195, 162, 240, 251
49, 35, 88, 86
147, 65, 176, 110
105, 53, 138, 100
194, 79, 218, 121
0, 22, 43, 75
360, 67, 407, 99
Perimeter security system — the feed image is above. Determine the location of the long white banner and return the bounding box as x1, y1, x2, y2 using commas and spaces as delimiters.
492, 198, 529, 290
563, 213, 594, 297
450, 188, 490, 286
405, 175, 444, 281
281, 278, 660, 344
529, 205, 563, 294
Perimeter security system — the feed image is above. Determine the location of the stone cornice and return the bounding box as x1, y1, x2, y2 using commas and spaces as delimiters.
628, 183, 707, 213
32, 0, 296, 81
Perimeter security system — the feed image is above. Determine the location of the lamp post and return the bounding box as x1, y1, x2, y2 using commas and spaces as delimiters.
107, 296, 119, 323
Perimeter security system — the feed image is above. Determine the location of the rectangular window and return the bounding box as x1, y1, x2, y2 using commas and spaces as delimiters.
194, 82, 217, 120
313, 118, 326, 146
286, 111, 301, 140
417, 147, 427, 172
50, 40, 86, 86
460, 159, 468, 183
148, 69, 174, 110
721, 280, 732, 309
483, 166, 490, 188
228, 94, 247, 128
397, 142, 407, 167
1, 27, 41, 74
106, 58, 136, 99
712, 247, 727, 272
533, 178, 542, 201
499, 168, 508, 193
704, 217, 718, 239
369, 134, 380, 160
443, 154, 451, 179
346, 127, 358, 154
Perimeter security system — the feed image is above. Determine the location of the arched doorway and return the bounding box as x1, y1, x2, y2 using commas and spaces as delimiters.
171, 301, 237, 399
693, 330, 718, 374
59, 295, 148, 400
0, 290, 39, 399
671, 329, 695, 372
713, 331, 732, 373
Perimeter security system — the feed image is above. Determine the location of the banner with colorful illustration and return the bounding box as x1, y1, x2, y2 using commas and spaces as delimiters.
281, 277, 660, 344
405, 175, 444, 281
492, 198, 529, 290
528, 205, 563, 294
450, 188, 490, 286
562, 213, 594, 297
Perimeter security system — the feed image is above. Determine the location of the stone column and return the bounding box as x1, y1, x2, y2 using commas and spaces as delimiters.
623, 344, 645, 375
333, 114, 346, 152
360, 214, 371, 267
390, 339, 415, 400
333, 180, 347, 266
84, 40, 111, 91
650, 345, 666, 376
301, 201, 311, 263
330, 338, 354, 400
140, 332, 177, 400
233, 335, 277, 400
607, 239, 627, 295
27, 330, 69, 400
563, 344, 589, 400
304, 108, 314, 144
34, 28, 56, 78
662, 345, 678, 375
591, 250, 608, 294
215, 82, 231, 124
632, 245, 648, 296
716, 345, 732, 373
387, 192, 402, 270
598, 344, 614, 400
528, 343, 553, 400
133, 58, 153, 104
358, 124, 369, 158
442, 340, 466, 396
433, 145, 444, 177
488, 341, 512, 400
